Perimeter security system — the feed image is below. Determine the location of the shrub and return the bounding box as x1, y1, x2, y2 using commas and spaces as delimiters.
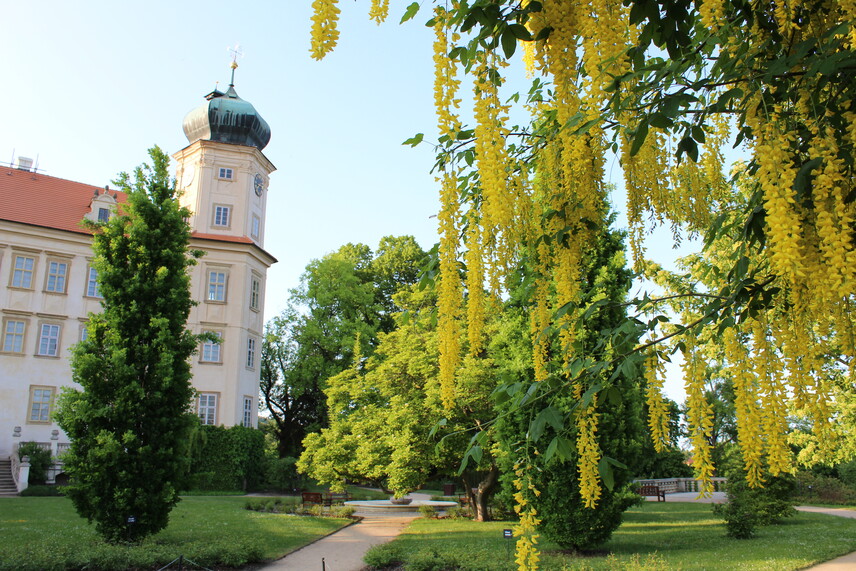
265, 456, 300, 491
188, 425, 266, 491
363, 543, 405, 568
330, 505, 355, 518
795, 471, 856, 504
17, 442, 52, 485
20, 485, 63, 496
419, 504, 437, 518
837, 460, 856, 489
406, 550, 459, 571
444, 506, 469, 519
308, 504, 326, 516
713, 475, 797, 539
535, 461, 642, 551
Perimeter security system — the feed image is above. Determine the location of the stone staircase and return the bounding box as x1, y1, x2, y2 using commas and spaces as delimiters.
0, 458, 18, 496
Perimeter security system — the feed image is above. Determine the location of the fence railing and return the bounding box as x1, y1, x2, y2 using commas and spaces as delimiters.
633, 477, 728, 493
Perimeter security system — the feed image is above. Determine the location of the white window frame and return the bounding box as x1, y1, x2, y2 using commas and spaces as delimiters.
212, 205, 231, 228
45, 260, 69, 294
2, 318, 26, 353
251, 214, 260, 240
37, 323, 61, 357
218, 167, 233, 180
246, 336, 256, 369
11, 254, 35, 289
250, 277, 261, 311
242, 396, 254, 428
97, 207, 110, 223
86, 266, 102, 298
201, 331, 222, 363
197, 393, 218, 425
28, 385, 56, 424
207, 270, 227, 302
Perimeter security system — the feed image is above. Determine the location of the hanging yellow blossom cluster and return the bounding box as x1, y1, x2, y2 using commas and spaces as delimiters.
512, 463, 541, 571
308, 2, 856, 564
368, 0, 389, 25
309, 0, 341, 60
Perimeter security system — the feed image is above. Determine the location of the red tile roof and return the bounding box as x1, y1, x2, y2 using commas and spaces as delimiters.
191, 232, 255, 245
0, 167, 124, 235
0, 167, 275, 262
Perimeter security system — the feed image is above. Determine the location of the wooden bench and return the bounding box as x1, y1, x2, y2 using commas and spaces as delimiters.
302, 492, 324, 507
325, 491, 350, 506
639, 484, 666, 502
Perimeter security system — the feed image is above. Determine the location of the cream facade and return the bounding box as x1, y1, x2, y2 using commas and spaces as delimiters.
0, 79, 277, 462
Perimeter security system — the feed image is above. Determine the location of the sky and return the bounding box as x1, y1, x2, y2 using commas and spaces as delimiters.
2, 1, 691, 401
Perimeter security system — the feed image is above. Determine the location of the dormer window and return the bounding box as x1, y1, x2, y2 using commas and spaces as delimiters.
85, 188, 117, 224
218, 167, 234, 180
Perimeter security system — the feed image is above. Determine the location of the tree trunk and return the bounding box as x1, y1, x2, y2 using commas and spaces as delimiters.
464, 465, 499, 522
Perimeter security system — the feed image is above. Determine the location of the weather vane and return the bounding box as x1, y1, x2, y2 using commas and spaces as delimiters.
227, 43, 243, 85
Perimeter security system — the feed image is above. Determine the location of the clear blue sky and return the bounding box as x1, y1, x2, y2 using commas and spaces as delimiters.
2, 1, 691, 401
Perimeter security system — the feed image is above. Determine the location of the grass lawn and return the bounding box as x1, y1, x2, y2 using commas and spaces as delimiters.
365, 502, 856, 570
0, 496, 350, 571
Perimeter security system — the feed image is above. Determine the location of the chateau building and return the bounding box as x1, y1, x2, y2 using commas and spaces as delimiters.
0, 75, 276, 462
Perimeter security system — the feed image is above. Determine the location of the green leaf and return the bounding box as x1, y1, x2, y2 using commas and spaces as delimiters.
579, 383, 602, 409
501, 29, 518, 58
400, 2, 420, 24
428, 418, 448, 438
629, 119, 649, 157
544, 436, 558, 461
508, 23, 532, 41
402, 133, 424, 147
599, 456, 615, 490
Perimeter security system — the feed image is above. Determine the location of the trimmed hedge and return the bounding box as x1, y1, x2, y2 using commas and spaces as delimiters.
188, 425, 265, 491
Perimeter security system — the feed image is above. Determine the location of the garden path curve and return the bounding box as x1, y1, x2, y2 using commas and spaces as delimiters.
254, 493, 856, 571
256, 492, 430, 571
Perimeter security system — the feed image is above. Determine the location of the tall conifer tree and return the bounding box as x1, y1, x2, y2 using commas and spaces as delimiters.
56, 147, 201, 543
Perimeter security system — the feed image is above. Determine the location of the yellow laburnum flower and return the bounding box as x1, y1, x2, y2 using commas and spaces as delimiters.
368, 0, 389, 24
309, 0, 341, 60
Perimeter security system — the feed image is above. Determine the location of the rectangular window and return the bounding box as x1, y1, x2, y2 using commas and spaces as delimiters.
45, 261, 69, 293
246, 337, 256, 369
37, 323, 61, 356
251, 215, 260, 240
86, 267, 101, 298
213, 205, 231, 227
207, 270, 227, 302
250, 277, 260, 311
242, 396, 253, 428
2, 319, 26, 353
198, 393, 218, 425
28, 386, 55, 424
97, 207, 110, 222
11, 255, 35, 289
201, 331, 222, 363
218, 167, 233, 180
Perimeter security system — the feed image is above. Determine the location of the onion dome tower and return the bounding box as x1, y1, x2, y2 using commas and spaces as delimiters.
171, 56, 277, 433
182, 61, 271, 151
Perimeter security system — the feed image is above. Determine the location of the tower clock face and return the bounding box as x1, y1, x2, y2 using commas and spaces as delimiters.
253, 173, 265, 196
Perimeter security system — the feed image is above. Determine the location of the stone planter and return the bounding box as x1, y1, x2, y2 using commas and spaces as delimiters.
389, 497, 413, 505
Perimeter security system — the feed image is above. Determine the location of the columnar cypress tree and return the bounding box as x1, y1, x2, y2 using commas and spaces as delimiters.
55, 147, 201, 543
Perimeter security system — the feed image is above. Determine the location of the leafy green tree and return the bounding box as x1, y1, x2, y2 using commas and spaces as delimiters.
261, 236, 425, 458
298, 286, 503, 520
55, 147, 200, 543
